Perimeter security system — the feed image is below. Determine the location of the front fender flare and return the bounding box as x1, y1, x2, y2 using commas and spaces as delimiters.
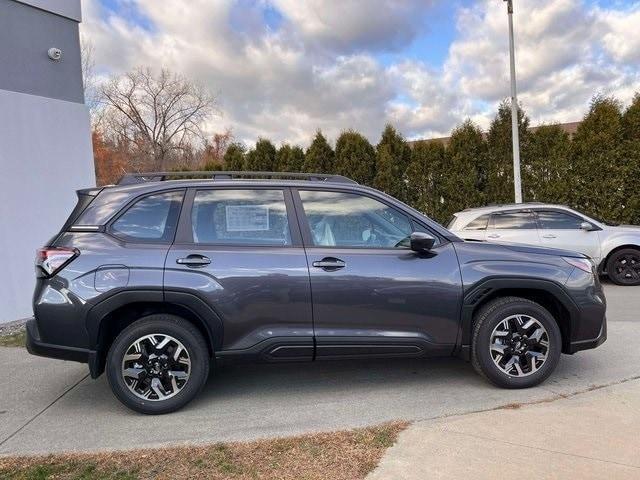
456, 277, 579, 359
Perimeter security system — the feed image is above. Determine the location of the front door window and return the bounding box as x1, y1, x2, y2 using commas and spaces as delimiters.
298, 190, 413, 248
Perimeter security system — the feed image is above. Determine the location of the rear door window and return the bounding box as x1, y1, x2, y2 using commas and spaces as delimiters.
191, 189, 291, 246
110, 190, 184, 242
491, 211, 536, 230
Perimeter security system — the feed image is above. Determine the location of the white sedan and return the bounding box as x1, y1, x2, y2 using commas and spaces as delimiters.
448, 203, 640, 286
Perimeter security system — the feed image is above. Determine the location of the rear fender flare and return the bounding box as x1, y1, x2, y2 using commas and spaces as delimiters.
85, 289, 224, 375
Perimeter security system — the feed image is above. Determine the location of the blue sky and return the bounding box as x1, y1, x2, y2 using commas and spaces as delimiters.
82, 0, 640, 145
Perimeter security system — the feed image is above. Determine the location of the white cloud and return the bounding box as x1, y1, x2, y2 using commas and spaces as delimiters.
599, 4, 640, 63
392, 0, 640, 139
270, 0, 434, 53
81, 0, 640, 147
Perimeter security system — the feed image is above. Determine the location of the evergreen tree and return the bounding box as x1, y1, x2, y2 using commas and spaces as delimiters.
571, 96, 624, 222
619, 93, 640, 223
524, 125, 571, 203
405, 140, 447, 223
276, 144, 305, 172
334, 130, 376, 185
303, 130, 335, 173
223, 142, 246, 171
202, 160, 224, 171
373, 124, 411, 201
622, 93, 640, 142
442, 120, 487, 220
245, 138, 277, 171
485, 101, 530, 204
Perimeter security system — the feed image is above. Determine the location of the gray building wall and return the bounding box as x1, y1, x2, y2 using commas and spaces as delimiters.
0, 0, 95, 323
0, 0, 84, 103
15, 0, 82, 21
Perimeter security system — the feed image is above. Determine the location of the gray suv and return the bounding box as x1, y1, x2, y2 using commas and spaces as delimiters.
27, 172, 607, 414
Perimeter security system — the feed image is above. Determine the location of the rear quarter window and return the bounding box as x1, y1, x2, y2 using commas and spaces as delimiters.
110, 190, 184, 242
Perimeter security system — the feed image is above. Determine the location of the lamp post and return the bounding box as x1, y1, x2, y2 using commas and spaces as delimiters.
504, 0, 522, 203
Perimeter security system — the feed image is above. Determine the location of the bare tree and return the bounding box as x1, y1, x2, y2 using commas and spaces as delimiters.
100, 67, 217, 171
80, 35, 101, 121
204, 129, 234, 163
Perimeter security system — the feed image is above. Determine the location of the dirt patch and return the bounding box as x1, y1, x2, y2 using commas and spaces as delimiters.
0, 421, 408, 480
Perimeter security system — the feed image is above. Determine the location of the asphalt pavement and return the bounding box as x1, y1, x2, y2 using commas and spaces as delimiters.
0, 282, 637, 456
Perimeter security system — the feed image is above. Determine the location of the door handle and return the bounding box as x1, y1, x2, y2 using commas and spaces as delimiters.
176, 254, 211, 267
487, 234, 500, 239
542, 234, 557, 239
312, 257, 346, 270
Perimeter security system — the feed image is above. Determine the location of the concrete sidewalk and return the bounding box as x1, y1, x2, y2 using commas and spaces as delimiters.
369, 378, 640, 480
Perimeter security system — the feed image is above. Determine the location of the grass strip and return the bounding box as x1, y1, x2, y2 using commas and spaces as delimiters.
0, 421, 408, 480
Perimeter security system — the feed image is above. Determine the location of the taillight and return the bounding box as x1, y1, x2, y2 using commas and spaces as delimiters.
35, 247, 79, 277
563, 257, 594, 275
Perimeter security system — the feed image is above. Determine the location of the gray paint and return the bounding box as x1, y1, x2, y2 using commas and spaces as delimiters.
30, 181, 605, 364
15, 0, 81, 21
0, 0, 84, 103
0, 89, 95, 323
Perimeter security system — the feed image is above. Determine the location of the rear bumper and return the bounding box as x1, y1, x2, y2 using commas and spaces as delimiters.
567, 316, 607, 354
26, 318, 91, 364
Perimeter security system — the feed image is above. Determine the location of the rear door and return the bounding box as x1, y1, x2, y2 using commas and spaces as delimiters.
485, 210, 540, 246
534, 209, 602, 261
164, 187, 313, 360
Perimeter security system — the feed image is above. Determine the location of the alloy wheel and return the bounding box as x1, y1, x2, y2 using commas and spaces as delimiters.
612, 253, 640, 283
489, 314, 549, 377
121, 333, 191, 401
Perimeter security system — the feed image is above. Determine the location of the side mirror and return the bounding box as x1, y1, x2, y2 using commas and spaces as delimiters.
410, 232, 436, 252
580, 221, 594, 231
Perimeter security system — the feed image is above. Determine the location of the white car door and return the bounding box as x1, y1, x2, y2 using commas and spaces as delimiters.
485, 210, 541, 246
534, 209, 602, 262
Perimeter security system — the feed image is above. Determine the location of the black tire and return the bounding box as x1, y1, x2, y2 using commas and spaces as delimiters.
471, 296, 561, 389
606, 248, 640, 286
106, 314, 210, 414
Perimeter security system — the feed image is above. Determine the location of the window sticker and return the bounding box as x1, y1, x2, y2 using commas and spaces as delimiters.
225, 205, 270, 231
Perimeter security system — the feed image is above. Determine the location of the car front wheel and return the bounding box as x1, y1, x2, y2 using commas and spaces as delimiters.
471, 296, 561, 389
106, 314, 210, 414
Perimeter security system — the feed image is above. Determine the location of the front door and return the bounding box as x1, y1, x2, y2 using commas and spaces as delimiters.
294, 188, 462, 358
164, 187, 313, 360
534, 209, 602, 262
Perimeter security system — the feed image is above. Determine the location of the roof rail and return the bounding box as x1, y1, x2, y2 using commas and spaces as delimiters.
461, 201, 545, 212
117, 171, 358, 186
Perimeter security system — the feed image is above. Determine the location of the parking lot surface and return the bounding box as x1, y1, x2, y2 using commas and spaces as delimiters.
0, 282, 637, 456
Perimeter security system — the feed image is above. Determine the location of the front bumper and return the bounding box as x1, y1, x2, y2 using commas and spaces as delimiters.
567, 316, 607, 354
26, 318, 90, 364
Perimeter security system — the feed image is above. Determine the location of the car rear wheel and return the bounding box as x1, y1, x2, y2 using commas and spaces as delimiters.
606, 248, 640, 286
106, 314, 210, 414
472, 296, 561, 389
